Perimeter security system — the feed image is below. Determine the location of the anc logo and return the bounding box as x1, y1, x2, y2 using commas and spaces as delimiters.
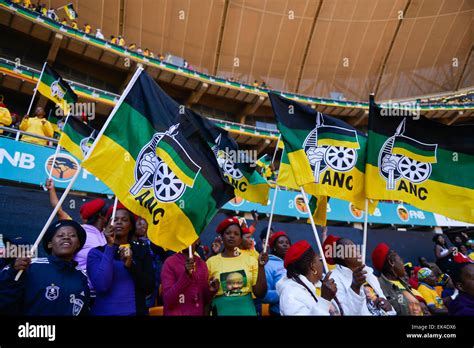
50, 79, 66, 100
212, 134, 243, 180
79, 132, 96, 157
130, 124, 201, 203
303, 113, 360, 183
378, 119, 438, 190
45, 153, 79, 182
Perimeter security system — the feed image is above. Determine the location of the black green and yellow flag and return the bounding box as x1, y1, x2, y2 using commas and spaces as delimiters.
37, 64, 77, 115
82, 69, 235, 251
269, 93, 375, 212
58, 116, 96, 161
48, 113, 62, 136
256, 154, 271, 168
366, 97, 474, 223
185, 109, 270, 205
62, 3, 78, 20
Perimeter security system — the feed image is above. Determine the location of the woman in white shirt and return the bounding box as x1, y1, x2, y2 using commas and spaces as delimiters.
277, 240, 337, 315
324, 235, 396, 316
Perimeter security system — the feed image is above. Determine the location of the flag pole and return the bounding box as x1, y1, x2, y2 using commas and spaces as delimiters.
271, 134, 281, 164
361, 198, 369, 264
110, 195, 119, 226
262, 144, 284, 254
26, 62, 46, 117
300, 186, 329, 273
15, 66, 144, 281
262, 186, 279, 254
15, 165, 83, 281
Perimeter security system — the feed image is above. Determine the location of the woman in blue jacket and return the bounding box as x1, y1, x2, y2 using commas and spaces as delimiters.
0, 220, 90, 316
263, 231, 291, 316
87, 204, 155, 315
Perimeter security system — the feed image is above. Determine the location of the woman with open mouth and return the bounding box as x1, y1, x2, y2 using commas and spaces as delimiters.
86, 203, 155, 316
0, 219, 89, 316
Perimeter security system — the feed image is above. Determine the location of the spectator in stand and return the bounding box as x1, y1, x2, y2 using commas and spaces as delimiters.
161, 239, 215, 315
263, 231, 291, 316
128, 43, 137, 51
416, 268, 448, 315
46, 8, 58, 21
0, 220, 90, 315
183, 60, 188, 69
61, 18, 67, 26
71, 20, 78, 30
118, 36, 125, 47
136, 47, 143, 54
19, 106, 54, 146
277, 240, 338, 315
95, 28, 104, 39
433, 235, 455, 274
110, 35, 118, 45
418, 256, 442, 277
454, 245, 473, 264
256, 226, 274, 253
0, 104, 12, 136
240, 227, 259, 261
261, 81, 267, 88
373, 243, 428, 315
206, 217, 268, 315
252, 80, 259, 88
84, 23, 91, 34
144, 48, 151, 57
87, 204, 155, 315
325, 236, 395, 316
448, 262, 474, 315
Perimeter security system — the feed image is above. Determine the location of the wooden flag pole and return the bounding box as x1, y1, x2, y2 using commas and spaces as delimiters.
362, 198, 369, 264
300, 187, 329, 273
15, 66, 144, 281
26, 62, 46, 117
110, 195, 119, 226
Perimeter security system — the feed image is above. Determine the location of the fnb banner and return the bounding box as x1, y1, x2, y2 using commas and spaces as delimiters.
0, 136, 112, 194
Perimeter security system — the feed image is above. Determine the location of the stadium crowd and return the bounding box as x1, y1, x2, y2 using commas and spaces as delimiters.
0, 182, 472, 316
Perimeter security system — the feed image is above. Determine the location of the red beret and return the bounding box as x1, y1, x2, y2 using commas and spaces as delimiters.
216, 217, 240, 234
371, 243, 390, 271
322, 235, 341, 265
284, 240, 311, 268
242, 227, 251, 235
80, 199, 106, 220
105, 202, 128, 221
268, 231, 288, 249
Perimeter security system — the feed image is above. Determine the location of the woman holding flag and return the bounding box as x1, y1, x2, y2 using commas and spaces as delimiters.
87, 204, 155, 315
206, 217, 268, 316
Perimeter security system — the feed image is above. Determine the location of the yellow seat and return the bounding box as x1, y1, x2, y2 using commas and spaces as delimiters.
149, 306, 164, 316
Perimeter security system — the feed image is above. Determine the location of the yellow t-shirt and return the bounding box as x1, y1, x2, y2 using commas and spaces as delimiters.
417, 283, 445, 309
206, 253, 258, 298
19, 117, 54, 145
468, 252, 474, 261
240, 248, 259, 262
0, 107, 12, 135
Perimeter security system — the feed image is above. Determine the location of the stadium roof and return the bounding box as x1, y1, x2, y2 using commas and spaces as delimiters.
51, 0, 473, 101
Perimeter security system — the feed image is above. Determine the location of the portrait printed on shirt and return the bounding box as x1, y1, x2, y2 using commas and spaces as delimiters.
220, 270, 247, 296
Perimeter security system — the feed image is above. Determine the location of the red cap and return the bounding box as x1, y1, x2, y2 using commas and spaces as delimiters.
105, 202, 128, 221
371, 243, 390, 271
216, 217, 240, 234
284, 240, 311, 268
268, 231, 288, 249
322, 235, 341, 265
242, 227, 251, 235
80, 199, 106, 220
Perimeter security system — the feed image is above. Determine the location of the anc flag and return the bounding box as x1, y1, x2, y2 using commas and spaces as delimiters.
184, 109, 270, 205
256, 154, 271, 168
278, 148, 328, 225
82, 69, 235, 251
59, 116, 96, 161
366, 97, 474, 223
48, 113, 62, 136
63, 3, 78, 20
392, 135, 437, 163
269, 93, 375, 213
37, 64, 77, 115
